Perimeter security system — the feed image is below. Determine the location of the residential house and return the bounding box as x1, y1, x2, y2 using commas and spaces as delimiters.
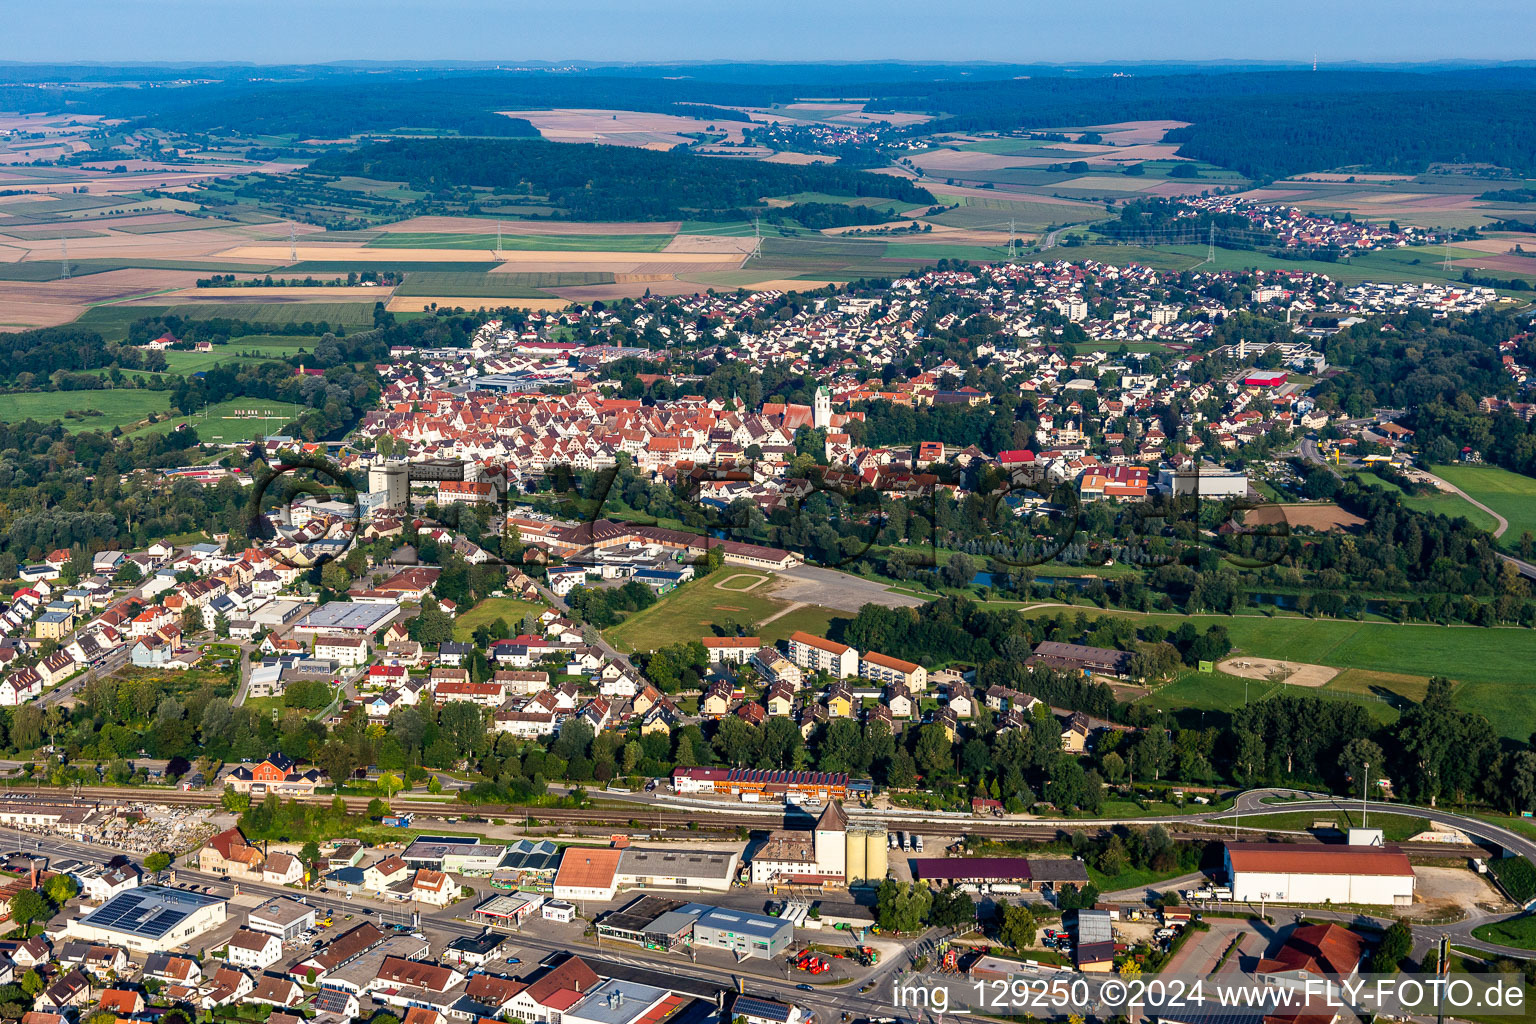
226, 929, 284, 970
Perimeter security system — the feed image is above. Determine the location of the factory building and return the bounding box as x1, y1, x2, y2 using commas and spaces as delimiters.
748, 804, 887, 886
1223, 842, 1415, 906
66, 886, 227, 954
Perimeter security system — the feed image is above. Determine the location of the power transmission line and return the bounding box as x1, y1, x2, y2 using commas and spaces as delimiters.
289, 223, 298, 262
60, 237, 69, 280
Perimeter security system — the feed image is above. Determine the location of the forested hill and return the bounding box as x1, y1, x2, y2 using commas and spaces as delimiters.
866, 70, 1536, 180
311, 138, 936, 222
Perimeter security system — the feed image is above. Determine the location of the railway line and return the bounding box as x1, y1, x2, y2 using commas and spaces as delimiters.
0, 786, 1488, 859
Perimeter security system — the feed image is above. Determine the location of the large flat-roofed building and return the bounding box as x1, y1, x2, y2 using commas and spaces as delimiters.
912, 856, 1088, 891
247, 896, 316, 942
293, 601, 399, 637
690, 905, 793, 960
66, 885, 227, 953
786, 632, 858, 679
1224, 843, 1415, 906
565, 979, 683, 1024
616, 848, 739, 892
594, 897, 791, 959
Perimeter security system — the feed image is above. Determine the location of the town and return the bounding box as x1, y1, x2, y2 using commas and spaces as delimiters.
5, 20, 1536, 1024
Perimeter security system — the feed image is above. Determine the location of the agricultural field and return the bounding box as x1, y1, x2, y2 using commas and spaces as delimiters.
118, 302, 380, 326
367, 232, 675, 251
394, 271, 611, 298
1428, 463, 1536, 547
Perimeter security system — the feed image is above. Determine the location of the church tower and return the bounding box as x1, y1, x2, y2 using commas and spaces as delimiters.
813, 386, 832, 430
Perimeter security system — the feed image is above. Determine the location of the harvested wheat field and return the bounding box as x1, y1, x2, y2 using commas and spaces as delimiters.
1078, 120, 1191, 144
1218, 658, 1339, 687
380, 216, 680, 235
762, 151, 836, 165
0, 300, 89, 330
224, 244, 493, 262
1451, 234, 1536, 253
387, 295, 569, 312
509, 108, 751, 146
663, 234, 760, 254
1451, 254, 1536, 275
1242, 503, 1367, 532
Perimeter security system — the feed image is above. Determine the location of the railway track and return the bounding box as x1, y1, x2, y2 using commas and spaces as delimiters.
3, 787, 1486, 858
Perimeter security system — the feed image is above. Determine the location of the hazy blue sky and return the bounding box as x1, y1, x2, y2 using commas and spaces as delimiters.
7, 0, 1536, 64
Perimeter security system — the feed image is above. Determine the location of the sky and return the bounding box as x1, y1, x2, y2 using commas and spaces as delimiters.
5, 0, 1536, 65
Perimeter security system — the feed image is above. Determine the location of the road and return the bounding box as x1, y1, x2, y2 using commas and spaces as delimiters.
1419, 467, 1510, 538
1290, 434, 1536, 581
0, 824, 901, 1023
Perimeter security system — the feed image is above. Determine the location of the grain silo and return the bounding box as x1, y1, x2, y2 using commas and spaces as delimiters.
864, 827, 889, 882
845, 826, 867, 883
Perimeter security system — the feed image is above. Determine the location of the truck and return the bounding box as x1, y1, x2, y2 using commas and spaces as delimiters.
1183, 887, 1214, 900
913, 835, 924, 852
1211, 886, 1233, 900
382, 814, 414, 828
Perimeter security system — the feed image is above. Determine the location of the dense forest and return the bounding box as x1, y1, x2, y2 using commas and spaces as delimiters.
310, 138, 934, 222
862, 70, 1536, 179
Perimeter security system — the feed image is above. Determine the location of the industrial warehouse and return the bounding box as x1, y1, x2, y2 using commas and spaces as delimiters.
747, 803, 888, 886
1223, 840, 1416, 906
911, 856, 1090, 891
595, 895, 794, 959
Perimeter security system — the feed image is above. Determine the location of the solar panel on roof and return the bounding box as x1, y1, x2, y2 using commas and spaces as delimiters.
733, 997, 791, 1022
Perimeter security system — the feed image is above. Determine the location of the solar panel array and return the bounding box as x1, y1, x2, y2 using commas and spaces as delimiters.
502, 839, 560, 872
83, 886, 221, 939
732, 997, 791, 1022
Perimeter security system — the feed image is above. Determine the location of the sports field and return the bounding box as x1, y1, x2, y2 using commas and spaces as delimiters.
126, 398, 310, 442
1029, 606, 1536, 738
1429, 463, 1536, 546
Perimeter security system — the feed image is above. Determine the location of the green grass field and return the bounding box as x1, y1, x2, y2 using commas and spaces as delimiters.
1470, 917, 1536, 950
606, 574, 786, 653
147, 303, 379, 326
453, 597, 549, 642
125, 398, 310, 442
603, 573, 849, 654
1429, 463, 1536, 547
393, 271, 615, 298
1346, 468, 1502, 533
1208, 809, 1432, 841
152, 336, 319, 375
0, 388, 171, 431
1042, 607, 1536, 739
367, 233, 673, 251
